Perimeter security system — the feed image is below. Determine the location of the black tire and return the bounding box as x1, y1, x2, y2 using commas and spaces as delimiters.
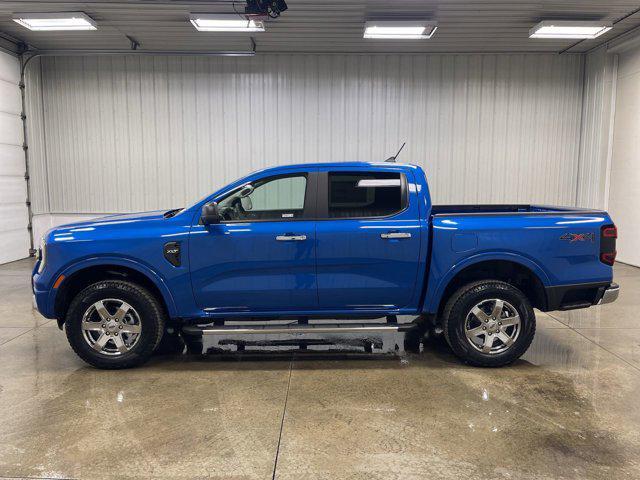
442, 280, 536, 367
65, 280, 166, 369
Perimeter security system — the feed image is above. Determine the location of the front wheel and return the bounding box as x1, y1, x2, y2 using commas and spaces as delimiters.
442, 280, 536, 367
65, 280, 166, 369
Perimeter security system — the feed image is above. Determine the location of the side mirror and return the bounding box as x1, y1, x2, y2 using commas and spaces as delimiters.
239, 184, 254, 197
201, 202, 221, 225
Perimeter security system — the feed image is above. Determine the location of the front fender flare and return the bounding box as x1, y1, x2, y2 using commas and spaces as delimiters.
50, 256, 178, 319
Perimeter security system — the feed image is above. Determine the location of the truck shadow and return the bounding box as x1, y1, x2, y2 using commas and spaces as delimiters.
148, 332, 503, 371
148, 326, 584, 374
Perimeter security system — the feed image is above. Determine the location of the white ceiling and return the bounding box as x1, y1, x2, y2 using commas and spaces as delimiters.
1, 0, 639, 54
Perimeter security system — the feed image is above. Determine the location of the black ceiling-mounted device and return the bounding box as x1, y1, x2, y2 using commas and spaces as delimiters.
245, 0, 288, 18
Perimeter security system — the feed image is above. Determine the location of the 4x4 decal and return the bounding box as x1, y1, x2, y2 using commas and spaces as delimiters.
560, 232, 595, 243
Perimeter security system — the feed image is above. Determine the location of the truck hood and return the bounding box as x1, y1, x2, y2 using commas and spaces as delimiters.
52, 210, 168, 232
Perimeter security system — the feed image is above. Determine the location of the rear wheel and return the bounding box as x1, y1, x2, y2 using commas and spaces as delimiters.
65, 280, 165, 369
442, 280, 535, 367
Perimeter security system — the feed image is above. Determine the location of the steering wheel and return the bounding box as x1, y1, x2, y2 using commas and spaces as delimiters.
218, 204, 236, 221
219, 198, 245, 221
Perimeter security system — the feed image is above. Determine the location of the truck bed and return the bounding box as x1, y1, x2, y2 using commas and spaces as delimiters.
424, 202, 614, 314
431, 204, 604, 216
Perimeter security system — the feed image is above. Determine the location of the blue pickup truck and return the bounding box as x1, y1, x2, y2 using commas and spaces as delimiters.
32, 162, 619, 369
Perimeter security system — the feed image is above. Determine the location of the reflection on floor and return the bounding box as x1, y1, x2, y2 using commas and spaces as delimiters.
1, 258, 639, 479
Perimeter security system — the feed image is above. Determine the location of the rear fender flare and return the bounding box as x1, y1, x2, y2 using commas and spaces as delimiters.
424, 252, 551, 313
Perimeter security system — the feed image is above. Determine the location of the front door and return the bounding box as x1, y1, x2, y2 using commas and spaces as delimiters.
190, 170, 318, 313
315, 168, 422, 311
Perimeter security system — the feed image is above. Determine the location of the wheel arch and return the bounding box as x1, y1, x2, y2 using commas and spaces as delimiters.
427, 254, 550, 318
52, 258, 177, 328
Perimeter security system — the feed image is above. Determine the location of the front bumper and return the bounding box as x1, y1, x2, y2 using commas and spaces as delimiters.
32, 272, 57, 319
598, 282, 619, 305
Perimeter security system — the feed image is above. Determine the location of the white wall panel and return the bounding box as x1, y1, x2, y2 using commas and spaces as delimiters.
576, 48, 617, 210
26, 53, 584, 215
0, 50, 29, 264
607, 44, 640, 267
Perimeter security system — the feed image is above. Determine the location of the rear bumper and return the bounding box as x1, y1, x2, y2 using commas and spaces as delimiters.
598, 282, 619, 305
544, 281, 619, 311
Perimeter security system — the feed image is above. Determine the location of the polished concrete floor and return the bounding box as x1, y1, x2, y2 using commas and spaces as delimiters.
1, 259, 640, 480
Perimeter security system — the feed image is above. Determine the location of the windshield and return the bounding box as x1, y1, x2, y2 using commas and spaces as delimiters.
181, 167, 285, 213
182, 178, 251, 212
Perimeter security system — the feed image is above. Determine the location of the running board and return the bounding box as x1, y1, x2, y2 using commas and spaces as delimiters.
182, 323, 410, 336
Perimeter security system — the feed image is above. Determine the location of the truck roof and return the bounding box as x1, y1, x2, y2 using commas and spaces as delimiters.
259, 161, 422, 172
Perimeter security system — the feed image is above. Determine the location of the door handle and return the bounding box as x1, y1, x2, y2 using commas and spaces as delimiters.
276, 234, 307, 241
380, 232, 411, 239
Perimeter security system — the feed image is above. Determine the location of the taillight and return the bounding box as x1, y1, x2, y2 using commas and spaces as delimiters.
601, 252, 617, 265
600, 224, 617, 266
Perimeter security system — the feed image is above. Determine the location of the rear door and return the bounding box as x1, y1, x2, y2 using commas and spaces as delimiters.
315, 167, 422, 311
190, 169, 318, 313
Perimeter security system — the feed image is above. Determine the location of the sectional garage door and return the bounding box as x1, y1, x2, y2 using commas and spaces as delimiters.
0, 52, 29, 264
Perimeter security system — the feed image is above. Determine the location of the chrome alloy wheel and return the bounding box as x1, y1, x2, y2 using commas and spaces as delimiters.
81, 299, 142, 356
464, 299, 521, 354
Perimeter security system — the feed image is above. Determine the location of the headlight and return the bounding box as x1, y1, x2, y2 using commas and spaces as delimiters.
37, 235, 46, 274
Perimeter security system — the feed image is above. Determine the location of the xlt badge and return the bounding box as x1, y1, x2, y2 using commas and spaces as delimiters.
163, 241, 181, 266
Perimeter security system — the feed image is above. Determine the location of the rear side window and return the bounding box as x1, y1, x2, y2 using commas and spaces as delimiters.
328, 172, 406, 219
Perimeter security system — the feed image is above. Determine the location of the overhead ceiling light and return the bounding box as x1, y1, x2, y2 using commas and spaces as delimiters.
12, 12, 97, 31
529, 20, 612, 39
190, 14, 265, 32
364, 20, 437, 40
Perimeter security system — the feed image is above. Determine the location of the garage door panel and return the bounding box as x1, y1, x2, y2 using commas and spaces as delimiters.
0, 229, 29, 264
0, 53, 19, 85
0, 51, 27, 264
0, 204, 28, 232
0, 144, 24, 176
0, 176, 27, 204
0, 79, 21, 115
0, 112, 22, 146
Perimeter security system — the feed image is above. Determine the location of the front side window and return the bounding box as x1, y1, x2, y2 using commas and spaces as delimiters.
217, 174, 307, 222
328, 172, 405, 219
